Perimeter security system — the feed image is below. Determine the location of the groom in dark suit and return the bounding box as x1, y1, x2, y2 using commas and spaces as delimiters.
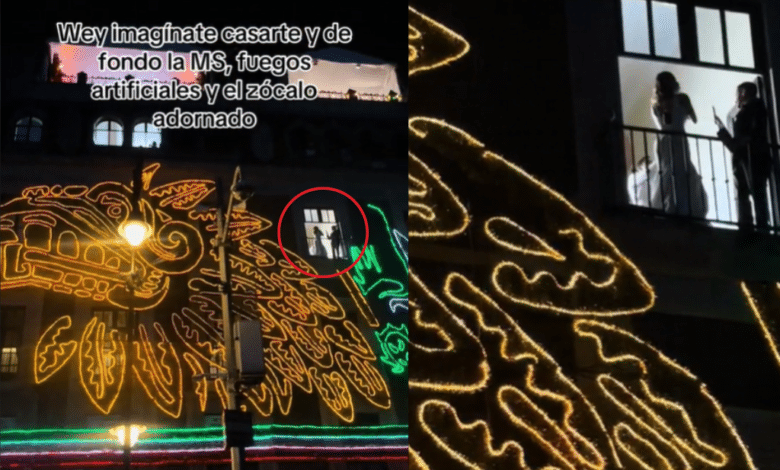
715, 82, 772, 229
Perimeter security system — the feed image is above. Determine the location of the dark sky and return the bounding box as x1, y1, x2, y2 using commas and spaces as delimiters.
1, 0, 408, 82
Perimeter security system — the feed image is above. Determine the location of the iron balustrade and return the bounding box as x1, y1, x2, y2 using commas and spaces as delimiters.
622, 125, 780, 231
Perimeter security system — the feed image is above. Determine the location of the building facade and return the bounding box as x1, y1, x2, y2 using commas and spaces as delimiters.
408, 1, 780, 469
0, 28, 408, 470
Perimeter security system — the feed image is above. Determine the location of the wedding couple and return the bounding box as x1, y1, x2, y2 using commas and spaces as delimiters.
630, 71, 709, 218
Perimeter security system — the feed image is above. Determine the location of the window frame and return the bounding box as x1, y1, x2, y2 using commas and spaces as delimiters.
131, 121, 162, 149
618, 0, 765, 73
303, 207, 347, 260
13, 117, 43, 144
93, 118, 125, 147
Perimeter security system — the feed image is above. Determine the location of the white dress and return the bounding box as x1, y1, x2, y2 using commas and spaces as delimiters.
630, 95, 708, 218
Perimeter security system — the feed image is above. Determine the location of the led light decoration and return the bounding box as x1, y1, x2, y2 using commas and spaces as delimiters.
348, 204, 409, 315
1, 169, 206, 310
408, 7, 471, 76
408, 270, 489, 393
34, 315, 78, 384
740, 281, 780, 370
78, 316, 125, 415
132, 323, 183, 419
409, 152, 470, 239
3, 167, 396, 424
409, 117, 655, 316
573, 320, 754, 469
404, 9, 757, 464
374, 324, 408, 374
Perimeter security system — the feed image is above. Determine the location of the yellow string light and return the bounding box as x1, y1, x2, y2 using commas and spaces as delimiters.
417, 399, 528, 469
5, 168, 396, 423
497, 378, 606, 470
442, 272, 622, 464
483, 217, 565, 260
408, 7, 471, 76
181, 352, 209, 412
408, 270, 489, 393
740, 281, 780, 370
613, 423, 675, 470
408, 152, 470, 239
406, 8, 758, 469
132, 323, 183, 419
34, 315, 78, 384
77, 317, 125, 415
574, 319, 755, 469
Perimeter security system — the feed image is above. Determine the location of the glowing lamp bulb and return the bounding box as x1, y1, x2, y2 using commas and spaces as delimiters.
120, 220, 150, 247
110, 425, 146, 448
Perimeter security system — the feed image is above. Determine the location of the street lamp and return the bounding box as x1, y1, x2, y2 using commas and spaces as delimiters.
109, 425, 147, 448
118, 162, 151, 470
215, 166, 257, 470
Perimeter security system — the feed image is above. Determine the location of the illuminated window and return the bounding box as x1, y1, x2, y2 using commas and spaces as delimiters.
0, 306, 24, 375
621, 0, 680, 58
14, 117, 43, 143
304, 208, 346, 259
695, 7, 755, 68
132, 122, 162, 148
93, 119, 124, 146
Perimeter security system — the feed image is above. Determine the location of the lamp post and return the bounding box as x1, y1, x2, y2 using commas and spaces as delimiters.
118, 162, 151, 470
215, 166, 254, 470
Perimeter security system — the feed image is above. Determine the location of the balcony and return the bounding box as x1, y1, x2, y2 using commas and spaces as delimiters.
620, 125, 780, 233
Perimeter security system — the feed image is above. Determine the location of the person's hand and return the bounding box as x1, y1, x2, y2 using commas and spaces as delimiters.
714, 115, 725, 130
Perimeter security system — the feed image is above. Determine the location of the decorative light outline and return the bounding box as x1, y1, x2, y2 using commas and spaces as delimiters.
374, 323, 408, 375
34, 315, 78, 384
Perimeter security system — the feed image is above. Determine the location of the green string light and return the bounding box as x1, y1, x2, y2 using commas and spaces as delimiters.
0, 424, 407, 436
2, 434, 408, 446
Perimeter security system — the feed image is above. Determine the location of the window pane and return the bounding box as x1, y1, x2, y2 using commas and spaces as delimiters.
304, 209, 311, 222
652, 2, 680, 58
311, 210, 319, 223
14, 126, 28, 142
29, 126, 42, 142
696, 7, 725, 64
622, 0, 651, 54
725, 11, 755, 69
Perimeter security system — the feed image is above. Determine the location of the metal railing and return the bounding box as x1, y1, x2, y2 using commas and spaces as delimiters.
622, 125, 779, 231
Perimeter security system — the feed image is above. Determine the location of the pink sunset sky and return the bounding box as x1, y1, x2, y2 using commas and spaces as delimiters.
49, 42, 200, 84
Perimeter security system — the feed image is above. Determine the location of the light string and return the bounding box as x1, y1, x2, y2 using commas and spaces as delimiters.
3, 165, 400, 423
404, 16, 757, 463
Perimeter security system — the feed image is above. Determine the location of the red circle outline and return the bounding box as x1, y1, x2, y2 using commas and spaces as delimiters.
277, 187, 369, 279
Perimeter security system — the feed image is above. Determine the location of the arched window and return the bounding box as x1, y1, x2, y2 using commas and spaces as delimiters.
93, 119, 123, 146
14, 117, 43, 143
132, 122, 162, 148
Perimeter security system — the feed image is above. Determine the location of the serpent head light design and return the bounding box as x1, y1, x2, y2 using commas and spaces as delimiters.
10, 164, 393, 423
1, 164, 205, 311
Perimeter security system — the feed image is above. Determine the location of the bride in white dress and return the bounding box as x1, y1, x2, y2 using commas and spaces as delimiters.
629, 72, 708, 218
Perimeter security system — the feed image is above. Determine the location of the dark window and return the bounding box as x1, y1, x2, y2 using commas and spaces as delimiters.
14, 117, 43, 143
0, 306, 25, 375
